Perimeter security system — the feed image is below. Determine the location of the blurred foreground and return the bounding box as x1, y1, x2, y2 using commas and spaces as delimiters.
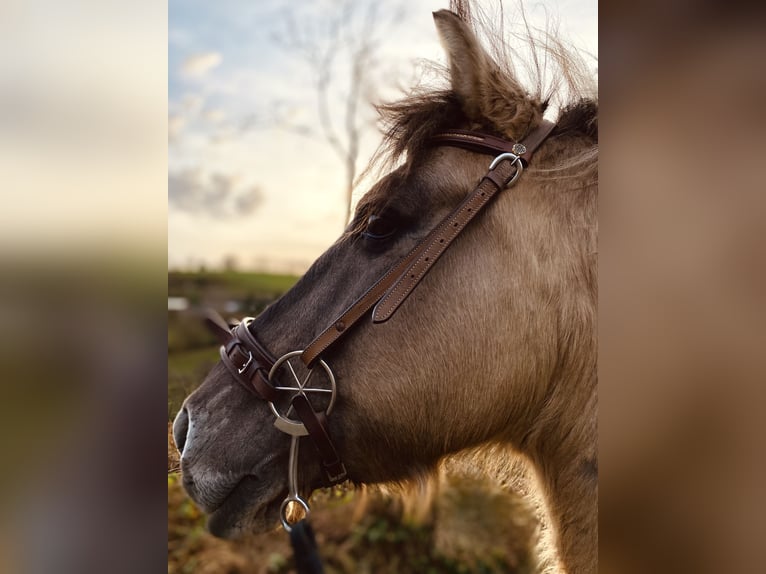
168, 424, 538, 574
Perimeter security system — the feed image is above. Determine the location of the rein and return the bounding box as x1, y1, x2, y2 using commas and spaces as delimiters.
206, 120, 556, 540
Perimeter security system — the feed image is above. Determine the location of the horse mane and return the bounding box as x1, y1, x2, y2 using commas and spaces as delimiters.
370, 1, 597, 176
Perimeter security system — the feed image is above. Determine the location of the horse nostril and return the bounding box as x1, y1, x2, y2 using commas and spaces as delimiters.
172, 407, 190, 455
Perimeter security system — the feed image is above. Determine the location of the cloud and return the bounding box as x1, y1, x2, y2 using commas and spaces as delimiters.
168, 169, 262, 219
181, 52, 222, 78
203, 108, 225, 123
182, 93, 205, 113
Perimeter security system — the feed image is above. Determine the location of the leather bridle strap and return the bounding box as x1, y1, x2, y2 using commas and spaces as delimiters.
299, 220, 447, 366
372, 159, 514, 322
208, 314, 347, 484
429, 122, 555, 166
291, 395, 347, 482
299, 160, 517, 367
300, 120, 556, 366
213, 317, 279, 401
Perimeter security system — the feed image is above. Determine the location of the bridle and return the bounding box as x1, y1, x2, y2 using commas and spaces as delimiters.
206, 119, 557, 532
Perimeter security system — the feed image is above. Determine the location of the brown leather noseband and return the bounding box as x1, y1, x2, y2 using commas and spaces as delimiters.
208, 120, 556, 521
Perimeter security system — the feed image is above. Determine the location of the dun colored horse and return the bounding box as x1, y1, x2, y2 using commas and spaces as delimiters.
174, 7, 597, 573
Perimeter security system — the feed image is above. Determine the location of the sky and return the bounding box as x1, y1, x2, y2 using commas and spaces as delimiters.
168, 0, 597, 273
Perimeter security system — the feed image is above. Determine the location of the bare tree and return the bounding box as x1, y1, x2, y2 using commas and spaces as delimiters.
271, 0, 405, 226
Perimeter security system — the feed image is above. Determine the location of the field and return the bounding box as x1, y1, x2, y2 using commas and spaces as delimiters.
168, 271, 538, 573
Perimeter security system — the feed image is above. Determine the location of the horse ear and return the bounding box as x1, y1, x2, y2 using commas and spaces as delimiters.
433, 9, 542, 139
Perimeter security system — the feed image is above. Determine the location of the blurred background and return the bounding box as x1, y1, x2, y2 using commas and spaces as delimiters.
1, 0, 765, 573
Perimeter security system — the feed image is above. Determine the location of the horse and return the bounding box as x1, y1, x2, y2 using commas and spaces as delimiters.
173, 7, 597, 573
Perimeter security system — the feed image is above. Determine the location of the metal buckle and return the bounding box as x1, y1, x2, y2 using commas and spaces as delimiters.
237, 350, 253, 374
488, 152, 524, 186
489, 151, 520, 169
326, 463, 348, 483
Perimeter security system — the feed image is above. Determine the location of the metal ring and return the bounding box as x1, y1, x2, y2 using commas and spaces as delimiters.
280, 496, 311, 532
268, 350, 337, 427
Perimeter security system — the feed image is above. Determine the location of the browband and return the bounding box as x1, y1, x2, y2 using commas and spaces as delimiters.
429, 122, 556, 166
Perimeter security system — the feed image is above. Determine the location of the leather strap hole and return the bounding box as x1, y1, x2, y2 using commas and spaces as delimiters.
453, 222, 458, 227
425, 257, 429, 262
439, 239, 444, 244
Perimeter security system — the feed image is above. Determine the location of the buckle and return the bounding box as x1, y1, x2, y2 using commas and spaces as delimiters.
488, 152, 524, 186
326, 462, 347, 483
237, 350, 253, 374
489, 151, 521, 170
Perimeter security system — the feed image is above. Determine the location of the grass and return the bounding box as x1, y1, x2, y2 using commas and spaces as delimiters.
168, 271, 299, 300
168, 464, 533, 574
169, 346, 220, 376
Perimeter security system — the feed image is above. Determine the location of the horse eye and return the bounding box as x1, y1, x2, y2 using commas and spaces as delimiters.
364, 215, 397, 240
361, 215, 397, 252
